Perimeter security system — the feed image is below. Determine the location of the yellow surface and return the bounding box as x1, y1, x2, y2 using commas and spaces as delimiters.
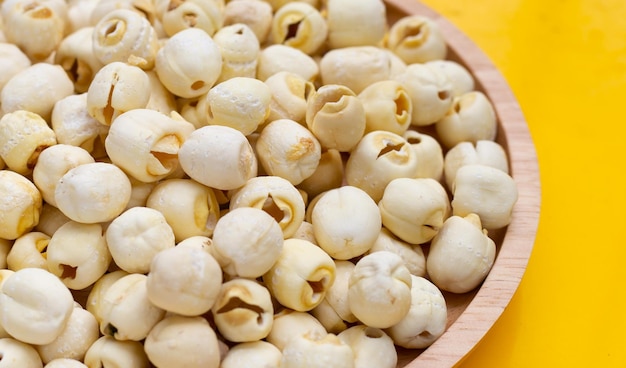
417, 0, 626, 366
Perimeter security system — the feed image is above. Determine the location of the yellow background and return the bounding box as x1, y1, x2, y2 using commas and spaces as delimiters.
417, 0, 626, 366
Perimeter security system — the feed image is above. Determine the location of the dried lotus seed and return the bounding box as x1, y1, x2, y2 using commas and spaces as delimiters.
144, 315, 220, 368
386, 14, 447, 64
46, 221, 111, 290
348, 251, 412, 328
105, 207, 175, 274
427, 214, 496, 293
0, 169, 43, 240
311, 186, 382, 260
0, 109, 57, 176
146, 244, 223, 316
435, 91, 498, 149
271, 2, 328, 55
0, 63, 74, 121
178, 125, 257, 190
54, 162, 132, 224
92, 9, 159, 69
155, 27, 223, 98
0, 268, 74, 345
326, 0, 386, 49
211, 278, 274, 343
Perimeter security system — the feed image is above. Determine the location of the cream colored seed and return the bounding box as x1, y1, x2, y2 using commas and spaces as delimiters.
105, 108, 195, 183
338, 325, 398, 368
384, 275, 448, 349
0, 170, 42, 240
444, 140, 510, 191
92, 9, 159, 69
281, 331, 355, 368
257, 44, 319, 82
98, 273, 165, 341
266, 309, 327, 351
178, 125, 257, 190
393, 62, 454, 126
0, 43, 31, 92
0, 110, 57, 175
221, 341, 282, 368
368, 227, 426, 277
203, 77, 272, 135
312, 186, 382, 260
427, 214, 496, 293
435, 91, 498, 149
47, 221, 111, 290
403, 130, 445, 181
262, 238, 336, 312
306, 84, 366, 152
229, 175, 306, 239
155, 0, 224, 37
33, 144, 95, 207
144, 315, 221, 368
345, 130, 418, 202
6, 231, 50, 271
222, 0, 273, 43
425, 59, 475, 97
55, 27, 105, 93
264, 71, 315, 125
255, 118, 321, 185
86, 61, 151, 126
271, 2, 328, 55
155, 27, 223, 98
212, 278, 274, 342
1, 0, 68, 62
358, 80, 413, 135
51, 94, 109, 156
213, 23, 260, 83
0, 268, 74, 345
146, 244, 223, 316
320, 46, 395, 95
451, 164, 518, 229
1, 62, 74, 123
145, 178, 221, 242
83, 335, 150, 368
326, 0, 386, 49
386, 14, 447, 64
54, 162, 132, 224
105, 206, 175, 274
378, 177, 450, 245
0, 337, 43, 368
348, 251, 412, 329
212, 207, 283, 278
36, 304, 99, 364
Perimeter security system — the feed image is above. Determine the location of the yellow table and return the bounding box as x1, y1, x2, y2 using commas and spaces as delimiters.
417, 0, 626, 366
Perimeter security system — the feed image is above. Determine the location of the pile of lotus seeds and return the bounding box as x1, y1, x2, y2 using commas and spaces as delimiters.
0, 0, 520, 367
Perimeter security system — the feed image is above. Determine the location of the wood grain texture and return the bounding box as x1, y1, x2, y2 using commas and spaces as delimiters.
384, 1, 542, 367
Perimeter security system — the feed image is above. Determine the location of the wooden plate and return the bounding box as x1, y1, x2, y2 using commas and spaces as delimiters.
383, 1, 541, 367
